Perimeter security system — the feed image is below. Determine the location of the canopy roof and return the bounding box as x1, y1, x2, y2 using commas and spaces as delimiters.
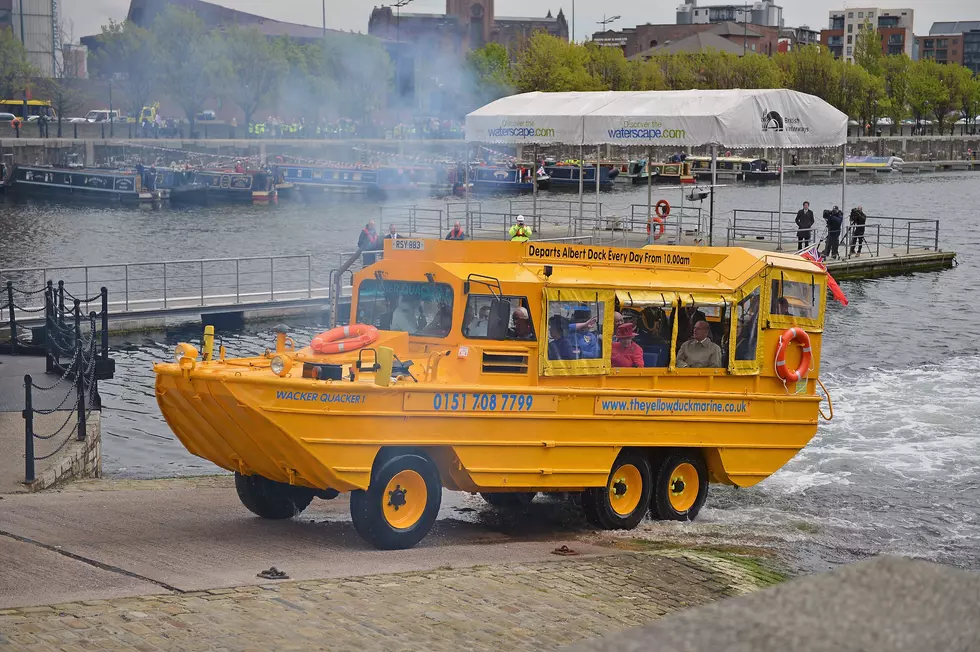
466, 89, 848, 149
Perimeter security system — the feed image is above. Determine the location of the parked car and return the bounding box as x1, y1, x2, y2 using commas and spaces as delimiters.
195, 110, 217, 121
0, 112, 16, 122
68, 117, 89, 124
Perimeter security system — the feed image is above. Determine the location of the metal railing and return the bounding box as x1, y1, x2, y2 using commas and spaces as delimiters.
508, 198, 603, 235
1, 254, 329, 319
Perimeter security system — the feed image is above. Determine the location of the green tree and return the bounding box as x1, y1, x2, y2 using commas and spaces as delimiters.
775, 45, 838, 103
152, 6, 224, 135
220, 26, 288, 129
632, 58, 666, 90
882, 55, 911, 135
319, 33, 392, 119
651, 53, 698, 90
730, 53, 782, 88
907, 59, 947, 133
933, 62, 974, 135
853, 19, 884, 77
92, 20, 158, 129
0, 28, 35, 102
466, 43, 514, 107
962, 75, 980, 136
584, 42, 634, 90
513, 33, 600, 92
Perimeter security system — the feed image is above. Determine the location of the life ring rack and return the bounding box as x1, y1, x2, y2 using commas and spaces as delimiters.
774, 327, 812, 383
311, 323, 380, 355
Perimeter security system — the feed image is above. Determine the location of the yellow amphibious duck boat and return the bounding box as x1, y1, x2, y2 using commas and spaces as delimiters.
155, 238, 833, 549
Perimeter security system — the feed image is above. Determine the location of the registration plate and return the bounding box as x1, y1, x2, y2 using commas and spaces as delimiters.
391, 238, 425, 251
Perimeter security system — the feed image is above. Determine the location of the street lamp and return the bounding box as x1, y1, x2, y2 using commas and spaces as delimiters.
597, 14, 621, 33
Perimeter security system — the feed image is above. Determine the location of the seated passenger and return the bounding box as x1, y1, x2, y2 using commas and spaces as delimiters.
467, 305, 490, 337
569, 306, 600, 359
773, 296, 790, 315
547, 315, 574, 360
611, 323, 644, 368
508, 306, 534, 340
421, 303, 452, 337
389, 295, 421, 333
676, 320, 723, 368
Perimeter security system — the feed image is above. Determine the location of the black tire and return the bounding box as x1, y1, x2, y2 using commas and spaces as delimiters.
651, 450, 709, 521
350, 452, 442, 550
581, 451, 653, 530
480, 492, 537, 509
234, 472, 315, 520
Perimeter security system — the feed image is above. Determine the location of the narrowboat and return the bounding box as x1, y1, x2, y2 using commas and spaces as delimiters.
279, 163, 452, 198
6, 165, 162, 203
687, 156, 780, 181
625, 160, 696, 185
193, 169, 278, 202
844, 156, 903, 173
468, 165, 551, 193
541, 162, 618, 189
154, 168, 209, 204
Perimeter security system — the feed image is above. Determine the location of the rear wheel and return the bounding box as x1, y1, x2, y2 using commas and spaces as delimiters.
350, 452, 442, 550
582, 452, 653, 530
651, 450, 708, 521
480, 492, 537, 509
234, 472, 314, 520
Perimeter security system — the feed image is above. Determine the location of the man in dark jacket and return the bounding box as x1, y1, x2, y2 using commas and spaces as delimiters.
795, 201, 815, 250
822, 206, 843, 260
849, 205, 867, 256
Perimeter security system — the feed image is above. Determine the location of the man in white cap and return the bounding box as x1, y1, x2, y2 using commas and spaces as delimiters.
508, 214, 532, 242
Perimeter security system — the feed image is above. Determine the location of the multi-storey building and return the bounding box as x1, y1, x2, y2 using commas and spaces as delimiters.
0, 0, 57, 76
676, 0, 783, 28
918, 21, 980, 74
821, 7, 914, 62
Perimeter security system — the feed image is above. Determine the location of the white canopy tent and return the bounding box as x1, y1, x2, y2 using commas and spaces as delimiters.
465, 89, 849, 247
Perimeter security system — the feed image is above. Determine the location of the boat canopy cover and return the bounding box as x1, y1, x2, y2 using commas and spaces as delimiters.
466, 89, 847, 149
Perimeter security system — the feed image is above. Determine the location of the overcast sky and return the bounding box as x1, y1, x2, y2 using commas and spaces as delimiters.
66, 0, 976, 42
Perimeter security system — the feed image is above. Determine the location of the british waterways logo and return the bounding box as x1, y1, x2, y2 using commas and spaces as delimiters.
762, 109, 810, 134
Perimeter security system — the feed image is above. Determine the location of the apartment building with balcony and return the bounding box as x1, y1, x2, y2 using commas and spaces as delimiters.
917, 21, 980, 74
821, 7, 913, 62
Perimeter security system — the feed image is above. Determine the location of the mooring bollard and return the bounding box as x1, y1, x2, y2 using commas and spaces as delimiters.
24, 375, 35, 484
101, 287, 109, 360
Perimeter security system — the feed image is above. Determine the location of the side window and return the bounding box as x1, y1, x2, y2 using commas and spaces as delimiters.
620, 305, 674, 368
462, 295, 535, 341
735, 288, 761, 361
771, 279, 820, 320
676, 302, 729, 369
355, 279, 454, 338
547, 300, 603, 361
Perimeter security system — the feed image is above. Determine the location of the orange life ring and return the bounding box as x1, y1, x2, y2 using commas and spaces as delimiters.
774, 327, 812, 383
310, 323, 379, 354
646, 216, 665, 240
655, 199, 671, 218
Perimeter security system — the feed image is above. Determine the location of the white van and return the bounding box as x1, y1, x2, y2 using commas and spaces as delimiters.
85, 109, 122, 123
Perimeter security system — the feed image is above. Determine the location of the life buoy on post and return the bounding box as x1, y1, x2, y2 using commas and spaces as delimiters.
774, 327, 812, 383
311, 324, 380, 354
646, 216, 665, 240
655, 199, 671, 218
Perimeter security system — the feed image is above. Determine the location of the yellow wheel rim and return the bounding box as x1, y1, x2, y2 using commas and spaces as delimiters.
668, 463, 699, 513
382, 470, 427, 530
608, 463, 643, 517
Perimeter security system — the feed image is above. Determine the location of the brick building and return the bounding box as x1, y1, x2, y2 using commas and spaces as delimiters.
821, 7, 914, 62
594, 22, 779, 60
917, 21, 980, 74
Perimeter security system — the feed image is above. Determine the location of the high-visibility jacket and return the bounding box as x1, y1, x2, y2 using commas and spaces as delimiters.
508, 224, 532, 242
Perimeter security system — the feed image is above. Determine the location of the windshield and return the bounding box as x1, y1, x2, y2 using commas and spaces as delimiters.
355, 279, 454, 338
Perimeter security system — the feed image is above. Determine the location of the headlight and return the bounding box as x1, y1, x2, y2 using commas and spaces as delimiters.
271, 354, 292, 377
174, 343, 199, 362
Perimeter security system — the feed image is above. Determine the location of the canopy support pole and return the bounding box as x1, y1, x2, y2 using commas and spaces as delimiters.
646, 146, 652, 247
577, 145, 584, 237
464, 143, 470, 235
709, 145, 717, 247
596, 145, 601, 242
777, 149, 785, 251
532, 144, 538, 232
841, 142, 848, 260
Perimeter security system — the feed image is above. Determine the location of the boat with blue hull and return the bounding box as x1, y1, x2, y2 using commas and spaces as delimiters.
5, 165, 162, 203
193, 169, 277, 202
467, 166, 551, 193
542, 163, 618, 189
278, 163, 452, 197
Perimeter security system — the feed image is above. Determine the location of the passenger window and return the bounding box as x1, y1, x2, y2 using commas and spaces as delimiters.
355, 279, 454, 338
771, 279, 820, 320
463, 295, 535, 341
735, 288, 761, 361
675, 302, 729, 369
547, 300, 604, 361
620, 305, 674, 368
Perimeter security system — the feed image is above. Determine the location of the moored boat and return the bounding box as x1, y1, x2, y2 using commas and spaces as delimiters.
844, 155, 903, 172
6, 164, 163, 203
542, 161, 618, 189
193, 168, 277, 202
688, 156, 780, 181
468, 165, 550, 193
625, 160, 696, 185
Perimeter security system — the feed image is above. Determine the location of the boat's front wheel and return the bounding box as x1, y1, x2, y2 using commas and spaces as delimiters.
234, 472, 315, 520
350, 451, 442, 550
582, 451, 653, 530
650, 450, 708, 521
480, 492, 537, 509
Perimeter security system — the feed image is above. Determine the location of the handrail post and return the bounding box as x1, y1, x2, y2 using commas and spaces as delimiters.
84, 267, 89, 308
58, 280, 65, 327
124, 265, 129, 312
23, 375, 34, 484
44, 283, 53, 372
163, 263, 168, 309
73, 299, 81, 345
934, 220, 939, 251
235, 259, 240, 303
307, 256, 312, 299
75, 331, 86, 442
7, 281, 17, 355
906, 222, 911, 254
101, 287, 109, 360
200, 261, 205, 306
270, 257, 275, 301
